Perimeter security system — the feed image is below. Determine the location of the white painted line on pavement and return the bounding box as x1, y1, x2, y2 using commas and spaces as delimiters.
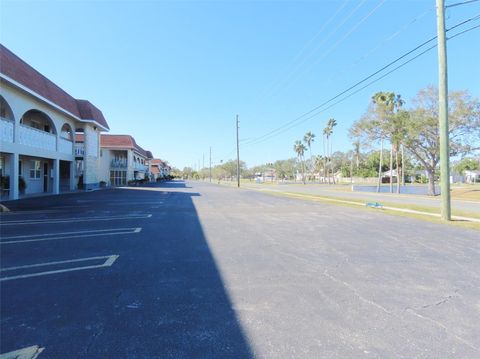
0, 255, 119, 281
0, 345, 44, 359
1, 228, 142, 244
0, 214, 152, 226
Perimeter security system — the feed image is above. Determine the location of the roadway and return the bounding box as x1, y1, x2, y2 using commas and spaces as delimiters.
1, 180, 479, 358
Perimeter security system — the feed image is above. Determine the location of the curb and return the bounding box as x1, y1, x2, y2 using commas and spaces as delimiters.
241, 186, 480, 224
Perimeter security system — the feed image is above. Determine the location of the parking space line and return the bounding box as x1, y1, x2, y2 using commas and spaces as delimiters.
0, 345, 44, 359
0, 214, 152, 226
1, 228, 142, 245
0, 255, 119, 281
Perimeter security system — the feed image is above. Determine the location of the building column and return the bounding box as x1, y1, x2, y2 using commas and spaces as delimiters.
69, 161, 76, 191
53, 158, 60, 194
9, 153, 19, 200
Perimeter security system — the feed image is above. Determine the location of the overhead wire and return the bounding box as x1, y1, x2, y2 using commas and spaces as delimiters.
257, 0, 369, 103
328, 6, 433, 83
240, 13, 480, 148
446, 0, 480, 8
253, 0, 350, 104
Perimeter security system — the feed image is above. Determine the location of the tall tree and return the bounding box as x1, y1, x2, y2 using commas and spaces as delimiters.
369, 92, 404, 192
323, 118, 337, 184
403, 86, 480, 195
303, 131, 316, 179
294, 140, 307, 184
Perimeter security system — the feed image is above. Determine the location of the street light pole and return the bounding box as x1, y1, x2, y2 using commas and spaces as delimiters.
209, 146, 212, 183
436, 0, 451, 220
236, 115, 240, 188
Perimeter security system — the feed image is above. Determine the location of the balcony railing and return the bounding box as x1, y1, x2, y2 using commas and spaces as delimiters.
111, 159, 128, 168
59, 137, 73, 154
133, 162, 148, 171
0, 117, 14, 143
18, 124, 56, 151
75, 143, 85, 157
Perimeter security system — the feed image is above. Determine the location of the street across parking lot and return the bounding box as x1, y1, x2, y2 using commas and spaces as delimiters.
1, 180, 479, 358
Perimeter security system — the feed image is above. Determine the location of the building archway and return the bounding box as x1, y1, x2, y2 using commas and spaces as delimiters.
60, 123, 74, 140
20, 109, 57, 134
0, 95, 14, 121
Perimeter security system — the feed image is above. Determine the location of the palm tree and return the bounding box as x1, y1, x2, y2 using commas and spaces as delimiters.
303, 131, 315, 181
324, 118, 337, 184
313, 155, 324, 181
372, 92, 405, 192
294, 140, 307, 184
323, 127, 331, 184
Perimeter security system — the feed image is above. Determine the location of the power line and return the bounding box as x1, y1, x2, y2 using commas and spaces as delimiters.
245, 24, 479, 148
252, 0, 350, 105
219, 16, 480, 159
241, 14, 480, 147
328, 7, 433, 84
446, 0, 480, 8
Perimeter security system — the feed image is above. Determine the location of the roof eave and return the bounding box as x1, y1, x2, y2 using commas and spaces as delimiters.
0, 73, 110, 132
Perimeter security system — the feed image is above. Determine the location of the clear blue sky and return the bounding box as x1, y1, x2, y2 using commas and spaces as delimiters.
1, 0, 479, 169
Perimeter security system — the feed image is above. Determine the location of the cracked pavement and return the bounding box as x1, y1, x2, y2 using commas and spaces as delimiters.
1, 180, 479, 358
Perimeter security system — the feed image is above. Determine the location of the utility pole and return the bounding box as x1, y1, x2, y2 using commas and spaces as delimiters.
209, 146, 212, 183
436, 0, 451, 220
236, 115, 240, 188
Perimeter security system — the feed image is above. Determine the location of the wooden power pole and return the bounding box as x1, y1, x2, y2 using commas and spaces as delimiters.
209, 147, 212, 183
436, 0, 451, 220
236, 115, 240, 188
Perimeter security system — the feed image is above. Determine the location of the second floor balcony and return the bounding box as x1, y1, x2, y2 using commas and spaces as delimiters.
133, 162, 148, 171
0, 117, 14, 143
75, 143, 85, 157
111, 159, 128, 168
18, 124, 56, 152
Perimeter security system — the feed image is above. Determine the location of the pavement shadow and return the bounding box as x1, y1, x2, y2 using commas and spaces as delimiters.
0, 185, 253, 357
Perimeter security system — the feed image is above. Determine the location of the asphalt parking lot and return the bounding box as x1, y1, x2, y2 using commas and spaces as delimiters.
1, 180, 479, 358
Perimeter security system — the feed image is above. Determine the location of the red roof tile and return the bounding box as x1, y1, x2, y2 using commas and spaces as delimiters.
0, 44, 109, 130
100, 134, 148, 157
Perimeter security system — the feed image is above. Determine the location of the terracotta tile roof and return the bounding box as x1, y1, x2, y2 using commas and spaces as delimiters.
149, 159, 167, 166
100, 134, 148, 157
0, 44, 109, 130
150, 167, 160, 174
145, 151, 154, 159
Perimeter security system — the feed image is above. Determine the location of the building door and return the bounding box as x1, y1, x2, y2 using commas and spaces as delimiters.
43, 162, 48, 192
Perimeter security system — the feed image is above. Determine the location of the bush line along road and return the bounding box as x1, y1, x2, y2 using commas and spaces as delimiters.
1, 180, 479, 358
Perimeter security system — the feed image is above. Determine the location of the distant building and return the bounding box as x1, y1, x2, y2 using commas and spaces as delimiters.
98, 134, 151, 186
149, 159, 171, 180
0, 44, 109, 200
256, 168, 276, 183
464, 170, 480, 183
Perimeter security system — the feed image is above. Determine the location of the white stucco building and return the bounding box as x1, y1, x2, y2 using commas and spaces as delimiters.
0, 44, 109, 200
97, 134, 151, 186
148, 158, 171, 181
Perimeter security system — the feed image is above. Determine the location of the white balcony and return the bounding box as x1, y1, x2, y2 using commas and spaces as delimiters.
133, 162, 147, 171
18, 124, 56, 151
111, 159, 128, 168
0, 117, 14, 143
59, 137, 73, 154
75, 143, 85, 157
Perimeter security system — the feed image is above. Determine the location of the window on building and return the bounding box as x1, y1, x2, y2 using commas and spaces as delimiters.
110, 170, 127, 186
29, 160, 41, 179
